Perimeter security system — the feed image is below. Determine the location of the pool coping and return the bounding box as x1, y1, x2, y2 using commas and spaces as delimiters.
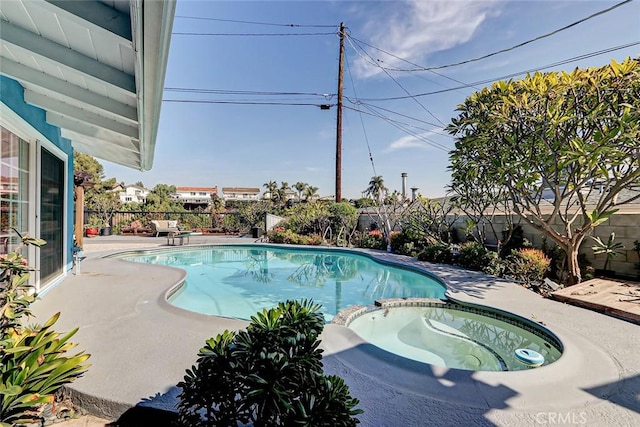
31, 241, 640, 426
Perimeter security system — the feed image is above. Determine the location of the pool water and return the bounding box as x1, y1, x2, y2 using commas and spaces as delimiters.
123, 246, 446, 321
348, 305, 562, 371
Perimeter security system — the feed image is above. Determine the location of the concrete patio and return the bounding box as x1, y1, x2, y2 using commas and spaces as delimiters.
33, 236, 640, 426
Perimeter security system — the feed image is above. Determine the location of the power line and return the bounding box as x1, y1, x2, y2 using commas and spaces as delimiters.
164, 87, 336, 99
162, 99, 334, 107
353, 41, 640, 101
346, 33, 480, 91
174, 15, 337, 28
172, 31, 336, 37
350, 0, 634, 73
344, 105, 451, 152
348, 102, 455, 137
344, 45, 378, 176
347, 33, 448, 127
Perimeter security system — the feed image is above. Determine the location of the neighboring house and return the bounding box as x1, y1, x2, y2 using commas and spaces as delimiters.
0, 0, 175, 292
284, 189, 297, 200
172, 186, 218, 209
117, 185, 150, 204
262, 189, 298, 201
222, 187, 260, 201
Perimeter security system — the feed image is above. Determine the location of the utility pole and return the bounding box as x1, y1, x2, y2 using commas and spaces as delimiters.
335, 22, 345, 203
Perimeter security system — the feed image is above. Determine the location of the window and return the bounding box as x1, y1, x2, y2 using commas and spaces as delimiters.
1, 126, 29, 255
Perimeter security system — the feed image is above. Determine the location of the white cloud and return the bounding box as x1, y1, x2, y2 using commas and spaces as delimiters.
385, 134, 428, 152
352, 0, 501, 78
384, 127, 448, 152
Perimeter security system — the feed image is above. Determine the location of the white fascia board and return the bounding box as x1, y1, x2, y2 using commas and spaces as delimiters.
133, 0, 177, 171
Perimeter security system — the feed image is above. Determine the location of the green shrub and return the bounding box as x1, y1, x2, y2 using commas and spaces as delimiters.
282, 202, 357, 246
221, 212, 241, 233
327, 202, 359, 236
417, 244, 454, 264
390, 228, 430, 256
358, 230, 386, 250
1, 232, 90, 425
505, 248, 551, 286
389, 231, 415, 256
267, 227, 323, 246
177, 300, 362, 426
457, 241, 488, 270
268, 226, 293, 244
285, 202, 330, 235
480, 251, 506, 276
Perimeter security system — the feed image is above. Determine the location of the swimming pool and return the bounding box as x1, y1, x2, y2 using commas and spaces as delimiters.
346, 303, 563, 371
122, 245, 446, 321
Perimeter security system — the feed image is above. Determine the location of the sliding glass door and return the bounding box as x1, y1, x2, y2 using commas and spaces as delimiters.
39, 148, 65, 284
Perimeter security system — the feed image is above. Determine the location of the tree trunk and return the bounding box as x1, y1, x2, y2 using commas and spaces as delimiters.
564, 234, 587, 286
565, 245, 582, 286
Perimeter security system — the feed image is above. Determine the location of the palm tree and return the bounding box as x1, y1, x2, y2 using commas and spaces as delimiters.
278, 181, 291, 203
293, 182, 307, 200
263, 181, 278, 201
365, 176, 387, 203
303, 186, 319, 201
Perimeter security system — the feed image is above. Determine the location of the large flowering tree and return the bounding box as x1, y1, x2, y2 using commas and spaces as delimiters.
447, 58, 640, 285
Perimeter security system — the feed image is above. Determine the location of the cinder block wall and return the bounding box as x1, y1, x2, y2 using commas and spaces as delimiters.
449, 213, 639, 277
358, 212, 639, 277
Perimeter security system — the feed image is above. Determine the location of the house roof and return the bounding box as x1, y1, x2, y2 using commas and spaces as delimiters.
176, 186, 218, 193
0, 0, 176, 170
222, 187, 260, 193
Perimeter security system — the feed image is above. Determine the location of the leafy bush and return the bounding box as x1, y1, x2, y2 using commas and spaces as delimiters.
285, 202, 330, 236
221, 212, 241, 233
417, 244, 454, 264
327, 202, 359, 245
456, 241, 489, 271
180, 212, 212, 230
505, 248, 551, 286
480, 251, 507, 277
390, 230, 425, 257
1, 232, 90, 425
177, 300, 362, 426
234, 201, 272, 232
267, 227, 323, 245
281, 202, 358, 246
358, 229, 386, 250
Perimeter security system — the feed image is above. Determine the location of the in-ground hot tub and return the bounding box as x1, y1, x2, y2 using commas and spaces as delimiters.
344, 301, 563, 371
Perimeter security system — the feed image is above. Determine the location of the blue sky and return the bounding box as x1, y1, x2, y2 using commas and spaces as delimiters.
103, 0, 640, 199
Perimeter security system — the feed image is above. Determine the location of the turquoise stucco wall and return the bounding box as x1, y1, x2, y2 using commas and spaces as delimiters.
0, 75, 75, 275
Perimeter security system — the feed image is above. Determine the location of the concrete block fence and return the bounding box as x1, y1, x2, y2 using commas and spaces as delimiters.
358, 212, 640, 278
